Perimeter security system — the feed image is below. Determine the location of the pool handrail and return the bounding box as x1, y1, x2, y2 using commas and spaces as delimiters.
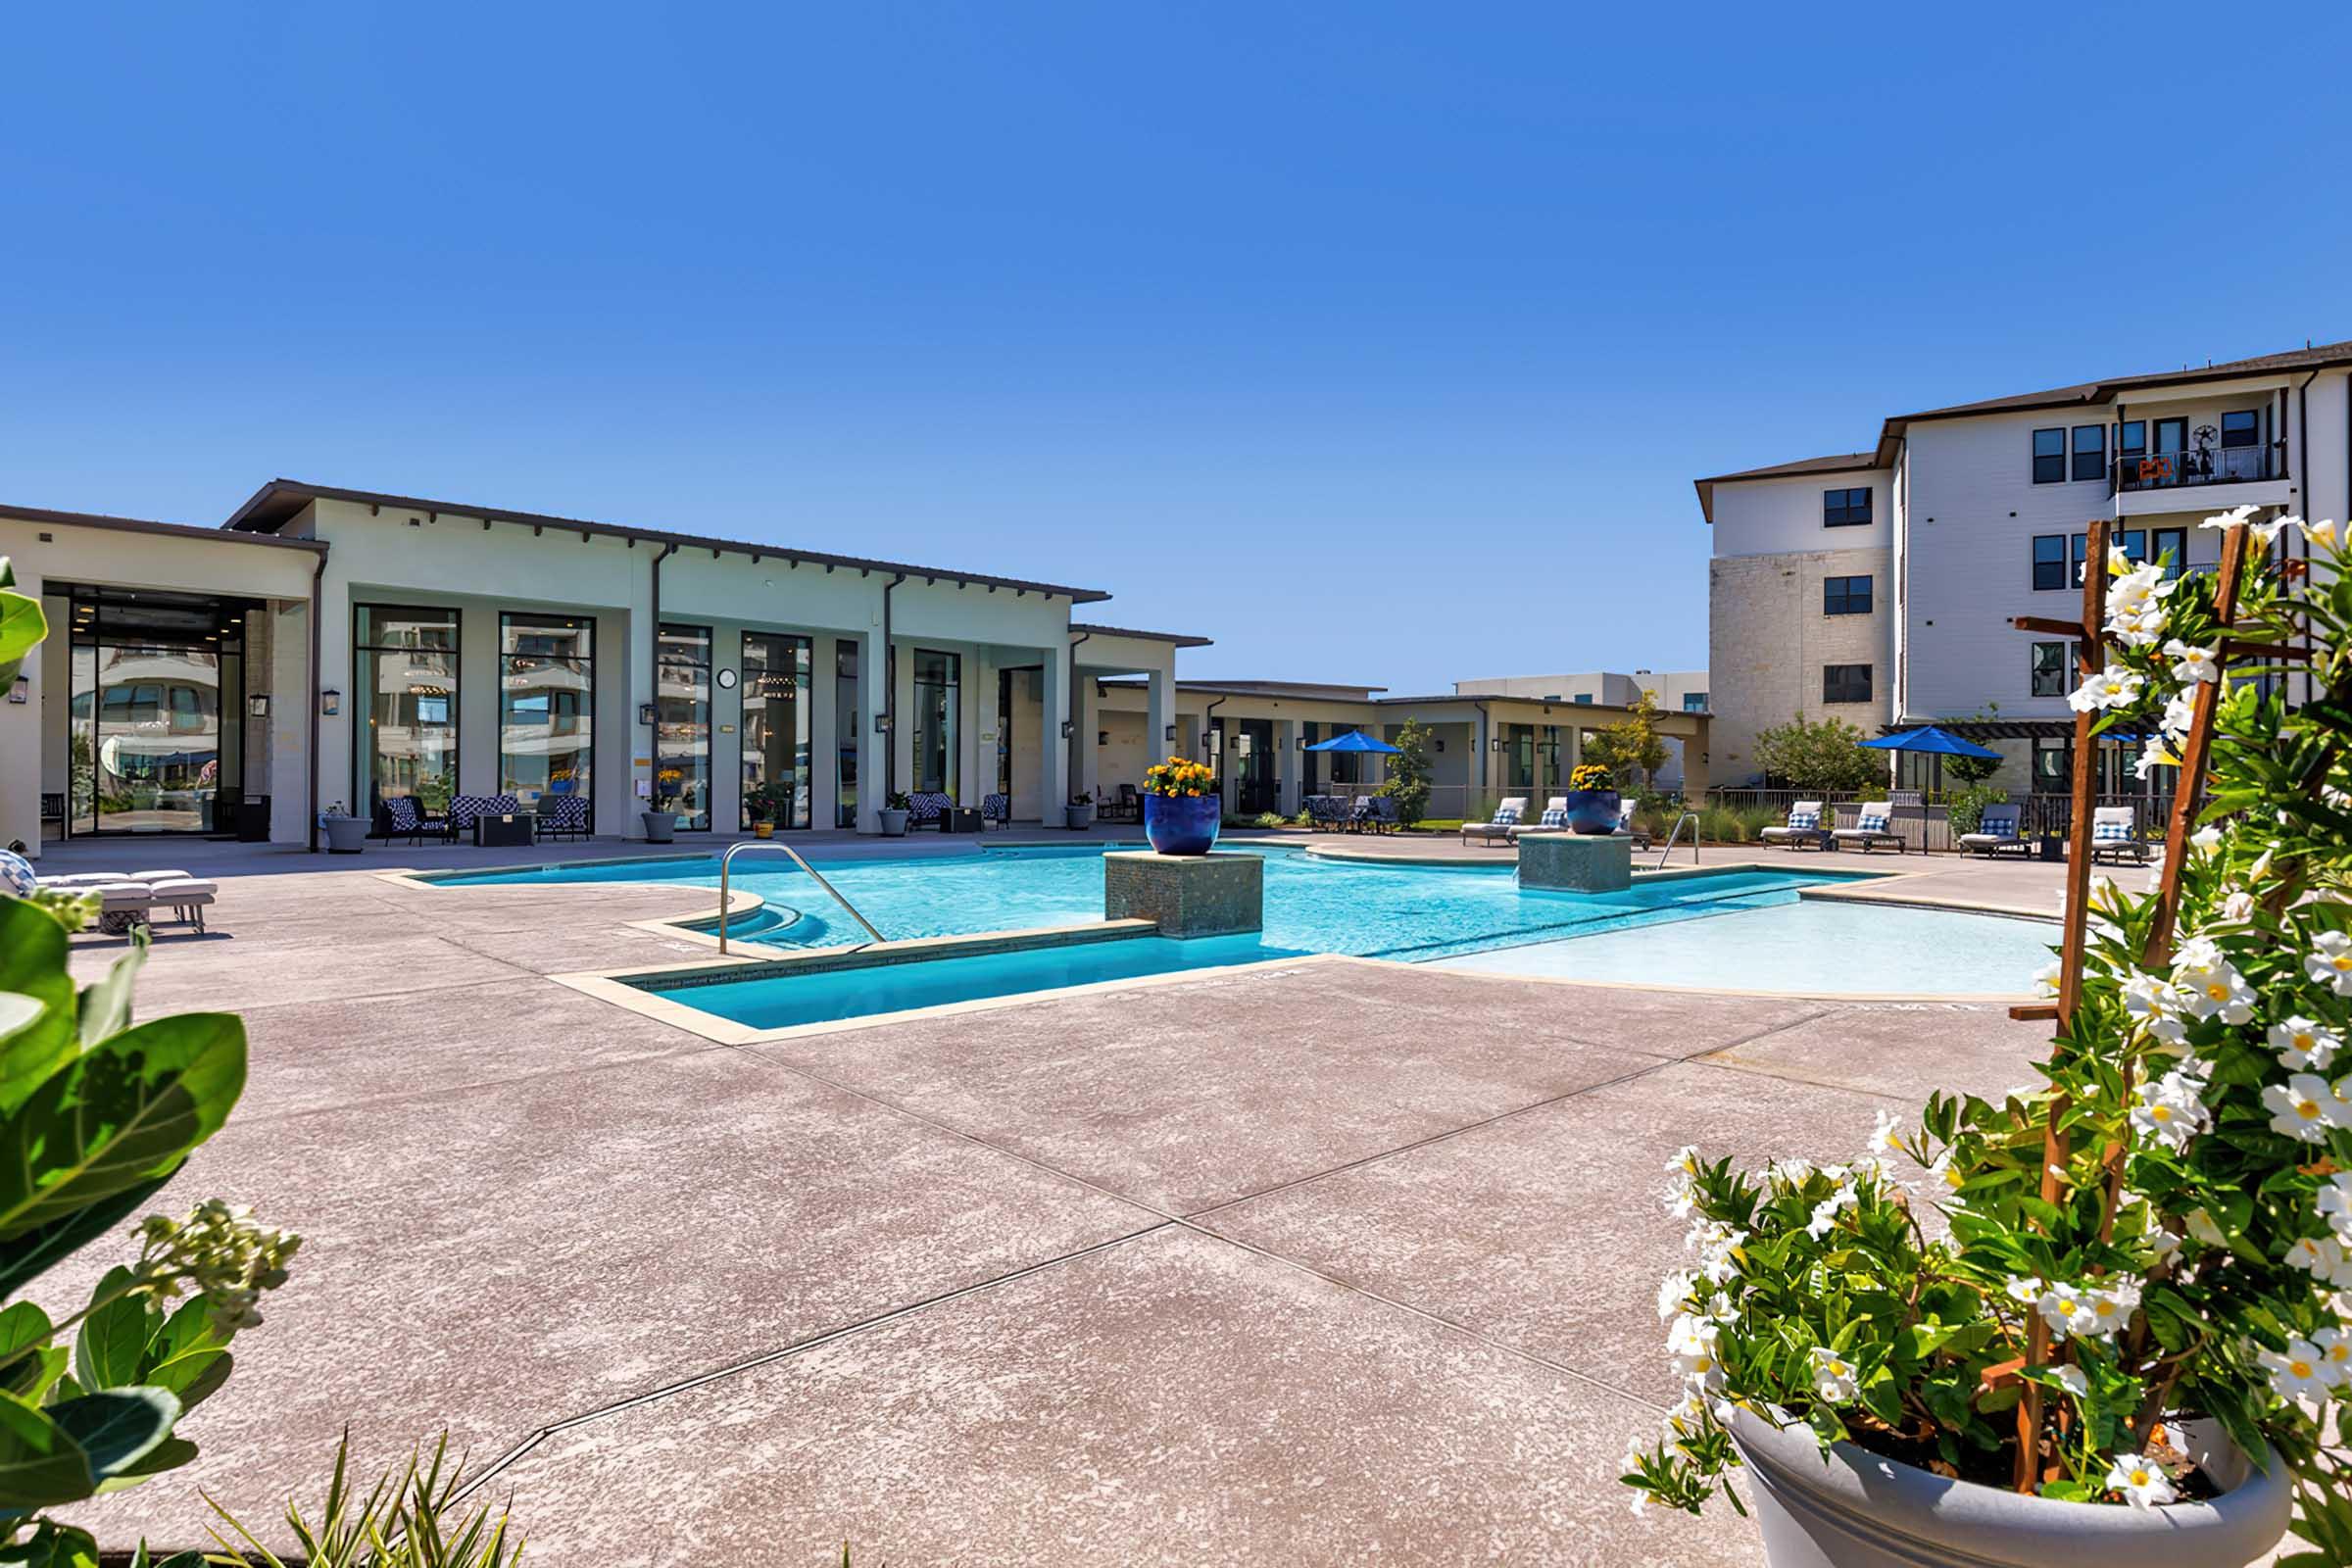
718, 841, 886, 954
1656, 811, 1700, 868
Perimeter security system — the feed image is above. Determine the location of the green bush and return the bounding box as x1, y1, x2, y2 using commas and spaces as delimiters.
1694, 804, 1779, 843
204, 1431, 522, 1567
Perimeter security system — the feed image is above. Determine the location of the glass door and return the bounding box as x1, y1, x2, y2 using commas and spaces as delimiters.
835, 640, 859, 827
68, 591, 244, 836
741, 632, 811, 830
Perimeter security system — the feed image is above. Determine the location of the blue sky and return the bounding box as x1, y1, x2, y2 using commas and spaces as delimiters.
7, 3, 2350, 691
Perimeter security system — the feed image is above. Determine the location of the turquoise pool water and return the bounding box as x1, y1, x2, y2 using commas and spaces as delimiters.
440, 844, 1875, 963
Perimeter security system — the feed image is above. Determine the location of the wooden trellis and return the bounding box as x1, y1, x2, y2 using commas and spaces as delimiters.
1995, 515, 2257, 1489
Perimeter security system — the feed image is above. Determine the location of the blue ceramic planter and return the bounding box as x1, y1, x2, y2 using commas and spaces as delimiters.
1562, 789, 1621, 835
1144, 792, 1222, 856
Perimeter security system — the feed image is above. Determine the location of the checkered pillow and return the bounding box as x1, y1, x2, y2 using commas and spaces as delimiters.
1787, 809, 1819, 831
1539, 808, 1568, 828
1494, 805, 1522, 825
1857, 811, 1888, 833
2093, 818, 2132, 843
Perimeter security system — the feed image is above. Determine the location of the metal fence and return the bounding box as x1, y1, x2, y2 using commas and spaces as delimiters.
1703, 788, 2178, 855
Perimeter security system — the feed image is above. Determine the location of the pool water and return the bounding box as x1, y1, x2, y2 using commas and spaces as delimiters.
441, 845, 1874, 963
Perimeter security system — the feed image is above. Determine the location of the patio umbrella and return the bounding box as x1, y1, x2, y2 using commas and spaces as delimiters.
1855, 726, 2004, 850
1305, 729, 1400, 811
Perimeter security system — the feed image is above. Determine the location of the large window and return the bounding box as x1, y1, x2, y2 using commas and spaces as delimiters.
2150, 526, 2188, 580
2032, 427, 2067, 484
2033, 738, 2070, 793
911, 650, 960, 797
2117, 420, 2146, 468
356, 605, 459, 820
2072, 424, 2106, 482
2032, 534, 2070, 591
2035, 530, 2153, 590
742, 632, 812, 830
1502, 722, 1535, 790
1822, 663, 1873, 705
499, 612, 593, 814
2220, 409, 2260, 449
1823, 487, 1872, 527
1683, 692, 1707, 712
1823, 574, 1873, 615
2031, 642, 2071, 698
835, 640, 860, 828
657, 623, 711, 830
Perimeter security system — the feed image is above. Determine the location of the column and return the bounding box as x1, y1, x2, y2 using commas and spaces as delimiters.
1039, 642, 1071, 821
0, 564, 43, 856
1072, 674, 1099, 805
269, 599, 313, 847
858, 625, 887, 832
1148, 667, 1177, 765
808, 634, 839, 832
1276, 717, 1300, 816
963, 649, 993, 807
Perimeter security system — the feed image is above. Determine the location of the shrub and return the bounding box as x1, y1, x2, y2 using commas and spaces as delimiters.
1945, 782, 2009, 839
205, 1431, 522, 1567
1378, 721, 1434, 827
1751, 715, 1885, 795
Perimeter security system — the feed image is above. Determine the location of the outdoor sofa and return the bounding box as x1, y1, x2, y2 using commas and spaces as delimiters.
38, 869, 218, 936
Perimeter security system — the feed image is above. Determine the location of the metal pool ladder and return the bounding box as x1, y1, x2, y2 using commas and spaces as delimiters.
717, 841, 886, 955
1655, 811, 1700, 868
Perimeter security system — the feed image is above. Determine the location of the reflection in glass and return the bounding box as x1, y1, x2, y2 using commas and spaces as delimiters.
658, 623, 711, 830
742, 632, 811, 830
356, 605, 459, 817
912, 649, 959, 798
85, 645, 222, 831
835, 641, 859, 827
500, 612, 594, 811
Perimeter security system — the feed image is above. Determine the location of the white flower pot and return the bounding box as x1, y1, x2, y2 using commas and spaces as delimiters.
1728, 1408, 2288, 1568
319, 814, 368, 855
878, 808, 908, 837
640, 811, 677, 843
1066, 804, 1096, 830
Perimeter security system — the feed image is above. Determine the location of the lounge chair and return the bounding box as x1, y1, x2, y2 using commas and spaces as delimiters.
1462, 798, 1527, 847
1614, 799, 1654, 852
1958, 803, 2028, 858
1758, 801, 1831, 851
49, 871, 218, 936
1346, 796, 1380, 832
2089, 806, 2149, 865
1519, 799, 1571, 836
981, 793, 1012, 830
380, 795, 443, 845
1113, 784, 1142, 822
1364, 796, 1402, 833
906, 791, 955, 831
535, 795, 592, 841
1832, 801, 1906, 854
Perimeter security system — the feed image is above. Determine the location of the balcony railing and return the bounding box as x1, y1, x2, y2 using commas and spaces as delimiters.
2113, 443, 2277, 494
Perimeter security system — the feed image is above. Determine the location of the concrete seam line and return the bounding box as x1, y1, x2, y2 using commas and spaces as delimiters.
1683, 1054, 1936, 1107
446, 1221, 1177, 1504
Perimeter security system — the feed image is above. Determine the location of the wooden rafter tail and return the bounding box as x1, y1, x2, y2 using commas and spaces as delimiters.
2011, 614, 2088, 640
2143, 525, 2254, 966
2219, 639, 2313, 662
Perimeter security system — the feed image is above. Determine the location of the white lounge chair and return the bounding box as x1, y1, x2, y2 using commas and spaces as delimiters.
1462, 797, 1528, 847
1833, 801, 1906, 854
1514, 797, 1571, 837
2088, 806, 2149, 865
49, 872, 218, 935
1613, 798, 1653, 851
1758, 801, 1831, 851
1958, 803, 2029, 858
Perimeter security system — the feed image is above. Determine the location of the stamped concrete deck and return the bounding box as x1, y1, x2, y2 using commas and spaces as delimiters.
41, 836, 2073, 1564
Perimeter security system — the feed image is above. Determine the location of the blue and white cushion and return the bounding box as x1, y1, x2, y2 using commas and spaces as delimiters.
386, 797, 423, 832
1787, 808, 1820, 831
981, 793, 1010, 822
2092, 818, 2132, 843
1494, 805, 1522, 826
0, 849, 35, 900
1538, 807, 1569, 828
1857, 810, 1889, 833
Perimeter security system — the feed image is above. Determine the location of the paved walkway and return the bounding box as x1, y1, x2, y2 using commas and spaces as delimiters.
46, 839, 2067, 1563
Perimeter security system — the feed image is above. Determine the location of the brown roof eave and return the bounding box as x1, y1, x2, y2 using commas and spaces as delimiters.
4, 502, 329, 553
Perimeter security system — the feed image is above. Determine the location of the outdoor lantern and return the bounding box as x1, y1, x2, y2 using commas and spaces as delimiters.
639, 702, 658, 726
1491, 737, 1504, 752
6, 676, 26, 705
320, 688, 341, 716
873, 712, 893, 733
1200, 731, 1213, 752
1163, 724, 1177, 743
1059, 719, 1075, 739
247, 694, 270, 717
1098, 730, 1108, 747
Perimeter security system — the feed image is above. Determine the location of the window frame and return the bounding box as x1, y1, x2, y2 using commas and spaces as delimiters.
2032, 534, 2069, 591
2030, 641, 2070, 698
1823, 574, 1874, 616
354, 603, 462, 820
2220, 409, 2260, 449
2032, 427, 2067, 484
1821, 663, 1873, 705
2071, 423, 2106, 482
1822, 486, 1872, 527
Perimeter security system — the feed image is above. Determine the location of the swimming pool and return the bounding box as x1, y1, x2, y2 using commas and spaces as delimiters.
439, 844, 1885, 964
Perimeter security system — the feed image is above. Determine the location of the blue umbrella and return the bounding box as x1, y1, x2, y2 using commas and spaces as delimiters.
1304, 729, 1399, 755
1854, 725, 2002, 760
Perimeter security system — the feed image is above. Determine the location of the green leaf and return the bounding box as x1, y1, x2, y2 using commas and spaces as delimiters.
72, 1267, 151, 1393
45, 1388, 178, 1481
0, 1520, 101, 1568
0, 1396, 93, 1508
0, 1173, 172, 1301
93, 1434, 197, 1494
139, 1300, 231, 1410
0, 586, 46, 691
0, 1012, 245, 1242
74, 939, 147, 1048
0, 905, 74, 1118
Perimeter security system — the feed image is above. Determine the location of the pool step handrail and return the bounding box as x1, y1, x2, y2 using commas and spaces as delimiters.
1656, 811, 1701, 868
718, 840, 886, 954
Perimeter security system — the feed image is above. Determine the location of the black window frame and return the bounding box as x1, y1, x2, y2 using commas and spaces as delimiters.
1823, 574, 1873, 615
1822, 486, 1872, 527
2071, 423, 2106, 482
2150, 525, 2188, 580
2030, 641, 2070, 698
1821, 663, 1873, 705
2220, 409, 2260, 449
2116, 419, 2146, 461
2032, 427, 2067, 484
2032, 534, 2070, 591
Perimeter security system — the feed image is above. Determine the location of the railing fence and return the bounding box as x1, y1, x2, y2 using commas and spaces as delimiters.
1702, 788, 2179, 855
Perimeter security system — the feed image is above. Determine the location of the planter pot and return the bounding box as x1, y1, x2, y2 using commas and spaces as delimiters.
319, 814, 368, 855
1066, 803, 1097, 831
1727, 1407, 2288, 1568
1562, 789, 1621, 835
754, 821, 775, 840
640, 810, 677, 844
878, 808, 908, 838
1144, 793, 1221, 856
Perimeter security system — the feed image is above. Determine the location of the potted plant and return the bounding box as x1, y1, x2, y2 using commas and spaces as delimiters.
1140, 757, 1219, 855
879, 791, 910, 837
1561, 761, 1621, 835
1067, 790, 1097, 831
1622, 513, 2347, 1566
744, 780, 788, 840
318, 802, 368, 854
640, 806, 677, 843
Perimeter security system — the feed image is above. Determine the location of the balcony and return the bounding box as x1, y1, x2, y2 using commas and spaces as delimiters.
2112, 441, 2277, 495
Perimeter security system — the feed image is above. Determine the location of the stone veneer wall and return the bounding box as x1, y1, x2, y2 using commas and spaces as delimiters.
1708, 543, 1893, 784
1103, 852, 1264, 938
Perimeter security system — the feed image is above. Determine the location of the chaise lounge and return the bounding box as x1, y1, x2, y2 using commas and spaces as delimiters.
39, 869, 219, 936
1832, 801, 1906, 854
1759, 801, 1831, 851
2089, 805, 2150, 865
1958, 803, 2029, 858
1462, 797, 1527, 847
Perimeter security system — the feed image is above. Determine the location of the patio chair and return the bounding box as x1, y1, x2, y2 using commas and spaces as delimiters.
1115, 784, 1142, 822
1832, 801, 1906, 854
1958, 803, 2028, 858
1364, 796, 1402, 833
981, 793, 1012, 830
1462, 797, 1527, 847
1613, 798, 1653, 852
1301, 795, 1337, 831
1522, 802, 1571, 834
380, 795, 444, 846
1758, 801, 1831, 851
1346, 796, 1380, 833
535, 795, 592, 841
2089, 806, 2149, 865
906, 791, 955, 830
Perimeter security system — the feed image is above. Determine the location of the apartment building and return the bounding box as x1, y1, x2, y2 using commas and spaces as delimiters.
1698, 339, 2352, 791
1452, 669, 1710, 713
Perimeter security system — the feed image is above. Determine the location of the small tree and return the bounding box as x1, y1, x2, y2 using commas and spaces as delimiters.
1936, 705, 2005, 787
1586, 690, 1671, 788
1378, 720, 1434, 826
1751, 714, 1884, 795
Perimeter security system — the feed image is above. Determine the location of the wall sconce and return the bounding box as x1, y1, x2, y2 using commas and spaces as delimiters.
1296, 736, 1307, 751
1059, 719, 1075, 740
1435, 738, 1446, 753
1163, 724, 1177, 743
320, 688, 341, 716
1098, 730, 1109, 747
6, 676, 27, 705
873, 712, 893, 734
1490, 737, 1505, 752
639, 702, 659, 726
1200, 732, 1213, 752
247, 694, 270, 718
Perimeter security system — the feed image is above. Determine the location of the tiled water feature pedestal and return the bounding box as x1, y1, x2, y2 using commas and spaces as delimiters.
1517, 832, 1632, 894
1104, 851, 1264, 938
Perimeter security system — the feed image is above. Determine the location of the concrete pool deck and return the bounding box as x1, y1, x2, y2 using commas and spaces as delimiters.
37, 835, 2126, 1563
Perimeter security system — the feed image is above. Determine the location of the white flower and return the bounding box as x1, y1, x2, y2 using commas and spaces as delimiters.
2164, 640, 2220, 684
2130, 1074, 2210, 1151
2105, 606, 2169, 649
1664, 1145, 1700, 1179
2318, 1327, 2352, 1377
1806, 1185, 1857, 1240
2171, 956, 2256, 1025
1690, 1221, 1746, 1287
2070, 665, 2144, 713
2133, 741, 2179, 782
2162, 690, 2199, 744
2307, 516, 2342, 553
2285, 1234, 2352, 1288
2147, 1228, 2180, 1263
2104, 1452, 2178, 1508
2319, 1175, 2352, 1242
1669, 1311, 1724, 1389
2200, 503, 2262, 532
2272, 1017, 2341, 1073
2185, 1207, 2230, 1248
2261, 1340, 2336, 1401
1809, 1347, 1859, 1403
2038, 1280, 2137, 1342
2249, 847, 2276, 882
2031, 960, 2062, 1000
2219, 891, 2256, 924
1868, 1110, 1906, 1159
2307, 933, 2352, 996
1656, 1270, 1695, 1323
1924, 1149, 1965, 1199
2190, 825, 2223, 853
2265, 1076, 2346, 1143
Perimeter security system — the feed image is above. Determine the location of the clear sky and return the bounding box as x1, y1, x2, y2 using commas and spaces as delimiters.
7, 3, 2349, 692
